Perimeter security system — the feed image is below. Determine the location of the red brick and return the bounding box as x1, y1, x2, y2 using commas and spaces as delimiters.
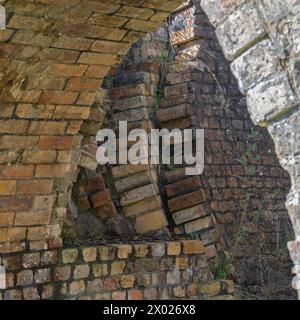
38, 136, 75, 150
67, 78, 102, 91
15, 211, 51, 226
168, 190, 207, 212
53, 106, 90, 120
35, 164, 71, 178
17, 179, 53, 195
165, 176, 202, 197
90, 190, 111, 208
40, 90, 79, 105
0, 165, 34, 179
49, 64, 88, 77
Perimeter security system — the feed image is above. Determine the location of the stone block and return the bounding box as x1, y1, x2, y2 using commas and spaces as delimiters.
215, 1, 266, 60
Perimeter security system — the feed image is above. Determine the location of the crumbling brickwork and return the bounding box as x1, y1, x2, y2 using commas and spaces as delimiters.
0, 0, 299, 300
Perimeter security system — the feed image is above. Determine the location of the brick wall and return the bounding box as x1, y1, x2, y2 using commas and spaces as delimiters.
0, 240, 234, 300
0, 0, 299, 300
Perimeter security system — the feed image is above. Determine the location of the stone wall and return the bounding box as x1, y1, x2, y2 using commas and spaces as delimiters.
0, 240, 234, 300
200, 0, 300, 297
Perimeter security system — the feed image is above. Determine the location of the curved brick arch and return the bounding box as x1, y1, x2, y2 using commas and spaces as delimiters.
0, 0, 299, 299
0, 0, 184, 254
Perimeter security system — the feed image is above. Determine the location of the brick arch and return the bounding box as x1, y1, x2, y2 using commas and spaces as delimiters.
0, 0, 299, 298
0, 0, 184, 254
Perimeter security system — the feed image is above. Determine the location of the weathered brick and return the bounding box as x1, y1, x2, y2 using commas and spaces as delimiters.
120, 184, 159, 206
74, 264, 90, 279
134, 244, 149, 258
69, 280, 85, 296
167, 242, 181, 256
124, 19, 161, 32
0, 180, 16, 196
3, 256, 22, 271
112, 291, 127, 300
53, 266, 71, 281
198, 281, 221, 296
172, 204, 207, 225
40, 91, 79, 105
168, 190, 206, 212
175, 257, 189, 270
62, 249, 78, 264
151, 243, 165, 257
127, 289, 142, 300
17, 179, 53, 195
0, 165, 34, 179
116, 244, 132, 259
79, 52, 119, 65
16, 270, 33, 286
93, 263, 108, 278
184, 216, 214, 233
15, 211, 51, 226
135, 210, 168, 234
91, 40, 130, 55
182, 240, 205, 255
35, 164, 71, 178
23, 287, 40, 300
0, 120, 29, 134
0, 212, 15, 227
103, 277, 120, 291
22, 150, 57, 164
38, 136, 75, 150
111, 261, 126, 275
99, 246, 116, 261
22, 253, 40, 268
49, 63, 88, 77
52, 35, 93, 51
16, 104, 55, 119
120, 275, 135, 289
34, 268, 51, 284
82, 247, 97, 262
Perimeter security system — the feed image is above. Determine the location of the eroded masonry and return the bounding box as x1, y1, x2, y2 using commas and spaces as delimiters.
0, 0, 299, 300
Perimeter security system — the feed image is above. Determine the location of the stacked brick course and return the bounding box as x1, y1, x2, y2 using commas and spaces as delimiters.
0, 240, 234, 300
